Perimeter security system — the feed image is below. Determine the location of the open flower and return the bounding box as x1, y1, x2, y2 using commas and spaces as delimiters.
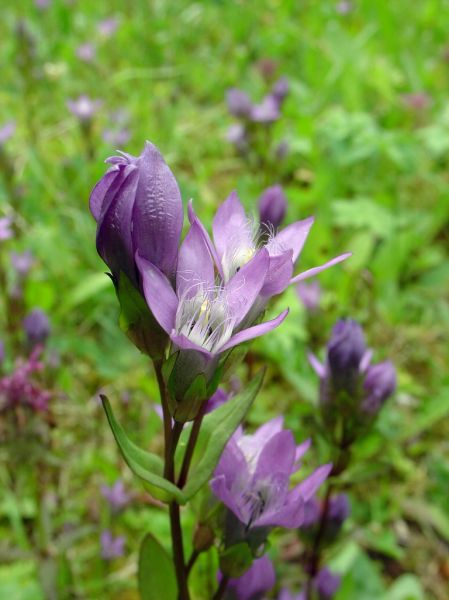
210, 417, 331, 533
137, 220, 288, 362
189, 191, 350, 312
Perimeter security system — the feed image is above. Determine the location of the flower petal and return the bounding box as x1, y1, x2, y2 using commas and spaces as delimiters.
212, 191, 251, 264
132, 141, 183, 277
290, 253, 352, 284
253, 430, 296, 482
169, 332, 213, 359
255, 495, 305, 529
260, 251, 294, 298
267, 217, 314, 263
308, 352, 326, 378
89, 166, 120, 221
176, 220, 215, 298
210, 475, 245, 523
218, 309, 289, 353
289, 463, 332, 503
188, 200, 223, 277
136, 254, 178, 334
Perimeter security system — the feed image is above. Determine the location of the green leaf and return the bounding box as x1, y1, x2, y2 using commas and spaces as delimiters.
101, 396, 187, 504
171, 373, 207, 422
385, 575, 424, 600
138, 533, 177, 600
182, 369, 265, 500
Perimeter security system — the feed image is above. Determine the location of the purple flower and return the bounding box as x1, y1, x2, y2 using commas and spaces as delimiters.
336, 1, 353, 14
210, 417, 331, 533
34, 0, 51, 9
205, 388, 230, 413
271, 77, 290, 107
67, 95, 102, 122
296, 281, 321, 312
328, 493, 350, 527
23, 309, 51, 346
188, 191, 350, 312
10, 250, 34, 277
90, 142, 183, 285
0, 217, 13, 241
0, 121, 16, 146
226, 123, 248, 152
226, 89, 252, 118
402, 92, 431, 111
309, 319, 396, 429
102, 128, 131, 147
101, 480, 130, 512
222, 555, 275, 600
97, 17, 119, 38
100, 530, 125, 560
250, 95, 280, 123
301, 496, 320, 528
362, 361, 396, 414
0, 348, 52, 412
315, 568, 341, 600
258, 184, 287, 231
76, 43, 96, 63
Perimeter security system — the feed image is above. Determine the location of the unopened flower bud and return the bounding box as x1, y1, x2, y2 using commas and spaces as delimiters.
23, 309, 51, 346
258, 184, 287, 231
193, 523, 215, 552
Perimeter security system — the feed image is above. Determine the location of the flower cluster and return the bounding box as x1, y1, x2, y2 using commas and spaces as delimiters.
91, 142, 349, 420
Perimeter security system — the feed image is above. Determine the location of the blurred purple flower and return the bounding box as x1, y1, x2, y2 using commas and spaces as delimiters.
226, 88, 252, 118
315, 568, 341, 600
91, 142, 183, 285
205, 388, 229, 413
222, 555, 275, 600
0, 341, 4, 364
250, 95, 280, 123
0, 121, 16, 146
271, 76, 290, 107
362, 361, 396, 414
402, 92, 431, 111
102, 128, 131, 147
301, 496, 320, 528
226, 123, 248, 151
0, 217, 13, 241
67, 95, 102, 122
10, 250, 34, 277
275, 139, 289, 159
76, 43, 96, 63
336, 1, 353, 14
258, 184, 287, 231
0, 348, 51, 412
23, 309, 51, 346
100, 530, 125, 560
34, 0, 51, 9
101, 479, 130, 512
97, 17, 119, 38
296, 281, 321, 312
210, 417, 331, 532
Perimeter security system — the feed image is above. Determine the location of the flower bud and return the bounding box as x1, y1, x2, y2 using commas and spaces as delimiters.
23, 309, 51, 346
258, 184, 287, 231
362, 361, 396, 415
327, 319, 366, 397
314, 568, 341, 600
90, 141, 183, 285
193, 523, 215, 553
271, 76, 290, 107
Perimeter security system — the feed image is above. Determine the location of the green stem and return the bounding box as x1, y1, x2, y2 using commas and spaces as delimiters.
177, 405, 205, 489
153, 360, 189, 600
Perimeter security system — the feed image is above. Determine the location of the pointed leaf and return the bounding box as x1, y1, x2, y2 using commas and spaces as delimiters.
138, 533, 177, 600
182, 370, 265, 500
101, 396, 186, 504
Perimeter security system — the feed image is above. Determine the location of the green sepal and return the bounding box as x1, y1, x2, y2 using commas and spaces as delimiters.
138, 533, 177, 600
171, 372, 207, 422
219, 542, 253, 578
181, 369, 265, 500
101, 395, 187, 504
116, 272, 167, 359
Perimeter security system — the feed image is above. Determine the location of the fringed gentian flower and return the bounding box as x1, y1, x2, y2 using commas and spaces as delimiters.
309, 319, 396, 440
221, 555, 275, 600
210, 417, 331, 535
189, 191, 350, 315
